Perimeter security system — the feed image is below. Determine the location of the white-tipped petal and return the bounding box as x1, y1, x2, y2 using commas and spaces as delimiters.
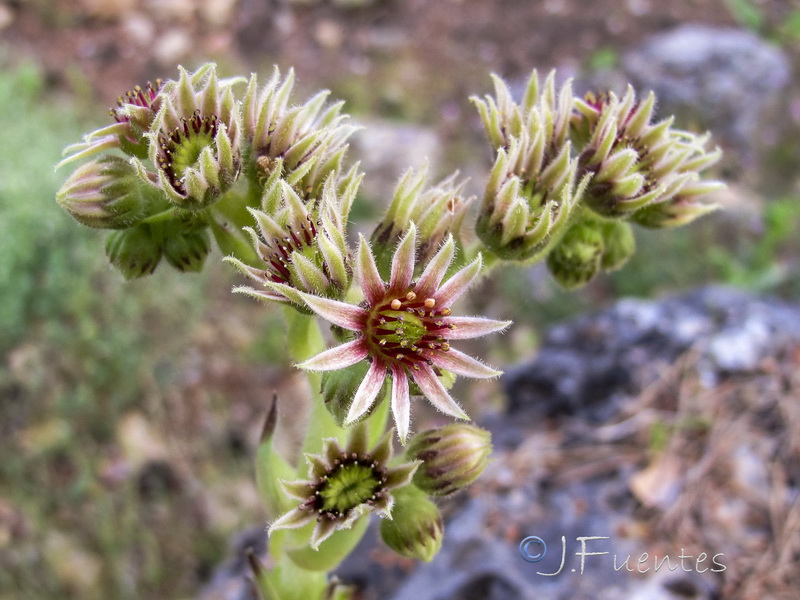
412, 364, 469, 420
435, 254, 483, 307
310, 519, 338, 550
356, 235, 386, 304
389, 224, 417, 293
431, 349, 503, 379
268, 508, 313, 535
415, 235, 455, 297
299, 292, 366, 331
442, 316, 512, 340
390, 367, 411, 443
345, 361, 387, 424
298, 339, 369, 371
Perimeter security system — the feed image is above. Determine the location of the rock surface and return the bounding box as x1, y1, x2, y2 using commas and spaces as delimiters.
622, 25, 791, 169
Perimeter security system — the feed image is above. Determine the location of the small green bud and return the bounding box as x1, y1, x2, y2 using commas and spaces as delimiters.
599, 220, 635, 272
405, 424, 492, 496
380, 485, 443, 562
56, 156, 149, 229
546, 219, 604, 289
320, 361, 372, 426
105, 222, 164, 279
163, 222, 211, 272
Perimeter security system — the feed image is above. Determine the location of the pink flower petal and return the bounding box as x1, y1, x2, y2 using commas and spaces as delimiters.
414, 235, 454, 298
299, 292, 367, 331
389, 224, 416, 294
345, 360, 388, 424
356, 235, 386, 305
412, 364, 469, 420
435, 254, 482, 307
390, 366, 411, 443
431, 348, 502, 379
298, 339, 368, 371
442, 316, 512, 340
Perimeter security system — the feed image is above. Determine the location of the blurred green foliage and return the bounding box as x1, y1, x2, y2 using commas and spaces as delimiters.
0, 63, 258, 600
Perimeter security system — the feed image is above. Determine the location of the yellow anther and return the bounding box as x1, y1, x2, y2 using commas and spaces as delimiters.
441, 308, 452, 316
424, 298, 436, 309
391, 299, 402, 310
441, 343, 450, 351
406, 291, 417, 301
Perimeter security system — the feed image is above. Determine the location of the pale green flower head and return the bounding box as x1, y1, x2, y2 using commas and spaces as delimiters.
229, 163, 361, 304
472, 71, 589, 261
142, 64, 243, 210
268, 422, 419, 550
371, 166, 472, 274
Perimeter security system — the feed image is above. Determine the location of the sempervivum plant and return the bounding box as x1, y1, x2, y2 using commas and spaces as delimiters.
54, 62, 726, 600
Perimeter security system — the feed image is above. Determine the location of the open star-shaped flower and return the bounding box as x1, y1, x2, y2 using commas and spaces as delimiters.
270, 224, 510, 442
268, 423, 418, 549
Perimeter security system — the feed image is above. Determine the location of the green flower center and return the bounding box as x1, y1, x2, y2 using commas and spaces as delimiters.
318, 461, 380, 515
366, 291, 453, 370
157, 110, 219, 194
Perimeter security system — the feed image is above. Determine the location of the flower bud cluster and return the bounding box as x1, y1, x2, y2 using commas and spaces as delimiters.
57, 63, 361, 280
473, 70, 724, 287
227, 164, 361, 304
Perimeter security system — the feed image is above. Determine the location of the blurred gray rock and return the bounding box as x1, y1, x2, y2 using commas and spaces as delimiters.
622, 25, 791, 167
351, 120, 442, 202
504, 286, 800, 426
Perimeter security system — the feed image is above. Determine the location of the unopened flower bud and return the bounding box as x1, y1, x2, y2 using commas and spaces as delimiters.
599, 220, 636, 272
546, 219, 604, 289
472, 71, 588, 261
228, 174, 356, 306
242, 67, 357, 198
372, 166, 471, 275
105, 222, 164, 279
405, 424, 492, 496
163, 222, 212, 272
56, 156, 149, 229
380, 485, 443, 562
574, 88, 723, 219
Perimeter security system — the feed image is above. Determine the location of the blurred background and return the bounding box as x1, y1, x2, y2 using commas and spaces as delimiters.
1, 0, 799, 599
